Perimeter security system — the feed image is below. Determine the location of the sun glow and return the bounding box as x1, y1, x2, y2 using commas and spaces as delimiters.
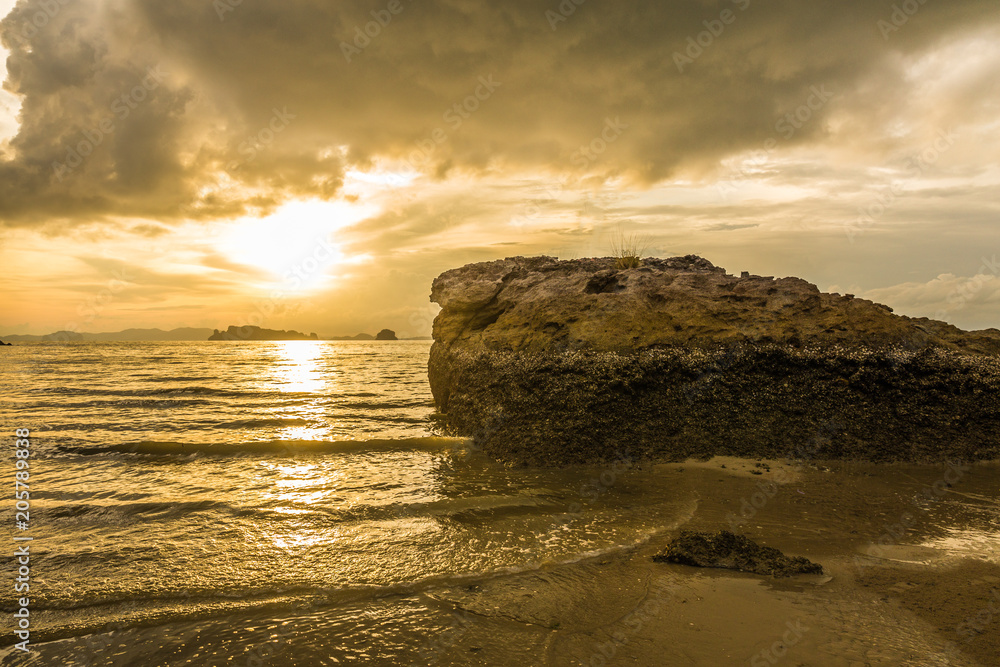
218, 199, 377, 291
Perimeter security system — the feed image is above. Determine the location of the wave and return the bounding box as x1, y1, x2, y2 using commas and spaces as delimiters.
58, 436, 467, 457
346, 400, 437, 410
13, 530, 668, 620
11, 399, 216, 409
214, 417, 315, 429
32, 495, 568, 539
43, 500, 232, 523
37, 385, 258, 397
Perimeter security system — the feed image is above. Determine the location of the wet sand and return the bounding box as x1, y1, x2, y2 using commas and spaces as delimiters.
426, 457, 1000, 666
8, 456, 997, 666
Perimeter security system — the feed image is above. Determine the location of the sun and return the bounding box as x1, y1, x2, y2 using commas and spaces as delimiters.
218, 199, 376, 291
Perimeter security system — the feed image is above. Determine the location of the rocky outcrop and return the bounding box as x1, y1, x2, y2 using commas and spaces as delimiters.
209, 325, 318, 341
376, 329, 398, 340
428, 255, 1000, 465
653, 531, 823, 577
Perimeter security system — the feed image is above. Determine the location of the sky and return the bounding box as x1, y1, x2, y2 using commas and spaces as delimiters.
0, 0, 998, 337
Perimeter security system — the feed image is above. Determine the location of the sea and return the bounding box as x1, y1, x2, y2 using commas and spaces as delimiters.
2, 341, 999, 666
0, 341, 696, 666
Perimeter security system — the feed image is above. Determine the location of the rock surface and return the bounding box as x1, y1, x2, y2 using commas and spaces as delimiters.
653, 530, 823, 577
428, 255, 1000, 465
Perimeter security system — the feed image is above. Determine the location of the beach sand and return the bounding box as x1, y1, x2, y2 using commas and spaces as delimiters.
421, 457, 1000, 666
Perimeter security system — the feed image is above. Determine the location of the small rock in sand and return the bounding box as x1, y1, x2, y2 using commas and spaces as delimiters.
654, 530, 823, 577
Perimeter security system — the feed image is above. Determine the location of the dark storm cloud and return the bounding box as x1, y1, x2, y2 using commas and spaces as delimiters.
0, 0, 996, 226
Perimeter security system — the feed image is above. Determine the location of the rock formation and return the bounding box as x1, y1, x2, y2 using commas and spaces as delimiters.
209, 325, 318, 341
428, 255, 1000, 465
653, 530, 823, 577
376, 329, 398, 341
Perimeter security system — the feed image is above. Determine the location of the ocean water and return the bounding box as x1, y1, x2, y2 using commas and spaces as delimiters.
2, 341, 999, 666
0, 342, 694, 666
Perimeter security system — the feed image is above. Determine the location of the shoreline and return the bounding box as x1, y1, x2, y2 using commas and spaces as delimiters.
3, 454, 997, 665
421, 455, 1000, 666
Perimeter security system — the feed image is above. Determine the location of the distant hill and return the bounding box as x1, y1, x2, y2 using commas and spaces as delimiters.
1, 327, 432, 343
1, 327, 215, 342
209, 325, 318, 341
326, 330, 415, 341
327, 333, 375, 340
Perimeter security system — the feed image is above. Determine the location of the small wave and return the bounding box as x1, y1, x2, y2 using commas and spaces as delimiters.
42, 499, 230, 523
58, 436, 468, 457
36, 493, 566, 532
214, 417, 314, 429
141, 376, 216, 383
345, 400, 437, 410
38, 385, 249, 397
14, 531, 666, 620
13, 399, 216, 409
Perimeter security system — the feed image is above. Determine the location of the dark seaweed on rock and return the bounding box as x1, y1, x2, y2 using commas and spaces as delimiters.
428, 255, 1000, 466
653, 530, 823, 577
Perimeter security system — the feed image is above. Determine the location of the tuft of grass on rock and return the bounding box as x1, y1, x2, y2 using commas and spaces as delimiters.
610, 232, 648, 269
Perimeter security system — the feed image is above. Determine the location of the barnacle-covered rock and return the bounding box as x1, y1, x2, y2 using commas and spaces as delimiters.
428, 256, 1000, 465
653, 530, 823, 577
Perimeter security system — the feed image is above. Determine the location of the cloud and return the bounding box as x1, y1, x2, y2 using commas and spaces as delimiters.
0, 0, 997, 227
838, 260, 1000, 330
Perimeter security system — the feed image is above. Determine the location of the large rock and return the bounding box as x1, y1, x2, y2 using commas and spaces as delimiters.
428, 255, 1000, 465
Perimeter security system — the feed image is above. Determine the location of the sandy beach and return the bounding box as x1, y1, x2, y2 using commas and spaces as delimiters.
419, 457, 1000, 666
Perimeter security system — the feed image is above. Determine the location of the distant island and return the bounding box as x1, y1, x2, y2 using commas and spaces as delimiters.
212, 326, 399, 341
326, 332, 377, 341
209, 325, 318, 341
330, 329, 399, 340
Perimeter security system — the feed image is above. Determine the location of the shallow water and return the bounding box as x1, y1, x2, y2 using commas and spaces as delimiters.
1, 341, 998, 665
